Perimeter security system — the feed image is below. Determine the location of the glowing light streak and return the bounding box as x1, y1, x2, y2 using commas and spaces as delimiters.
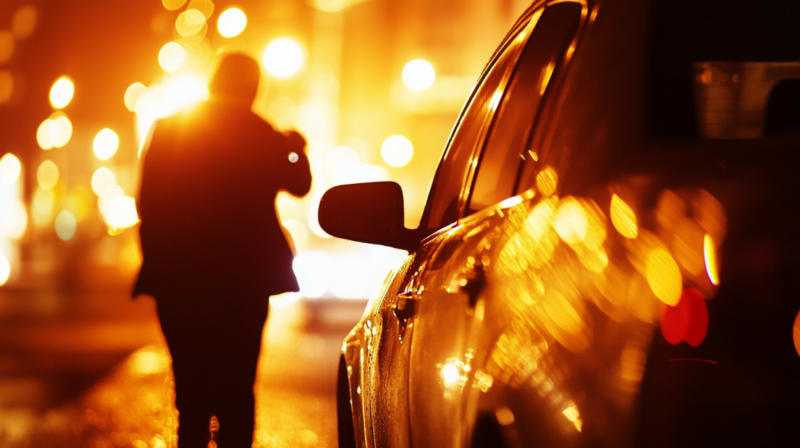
704, 234, 719, 285
646, 247, 681, 306
610, 194, 637, 238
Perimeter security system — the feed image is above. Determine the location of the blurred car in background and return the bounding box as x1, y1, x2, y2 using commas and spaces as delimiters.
319, 0, 800, 446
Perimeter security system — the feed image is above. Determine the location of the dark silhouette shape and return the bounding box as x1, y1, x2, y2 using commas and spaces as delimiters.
764, 78, 800, 136
133, 53, 311, 447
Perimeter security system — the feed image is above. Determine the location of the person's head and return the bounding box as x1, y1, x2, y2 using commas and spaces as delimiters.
208, 53, 261, 105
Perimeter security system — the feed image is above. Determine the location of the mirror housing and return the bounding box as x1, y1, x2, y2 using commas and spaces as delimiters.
318, 182, 419, 251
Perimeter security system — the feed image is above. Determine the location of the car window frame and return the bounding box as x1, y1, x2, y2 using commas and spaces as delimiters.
465, 0, 587, 214
416, 3, 545, 238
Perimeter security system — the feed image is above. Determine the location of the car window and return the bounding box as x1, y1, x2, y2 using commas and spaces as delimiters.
468, 3, 582, 212
421, 12, 539, 233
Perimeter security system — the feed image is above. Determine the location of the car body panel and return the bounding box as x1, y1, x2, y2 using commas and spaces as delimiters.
336, 0, 800, 446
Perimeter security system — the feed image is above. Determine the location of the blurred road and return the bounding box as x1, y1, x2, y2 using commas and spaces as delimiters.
0, 280, 366, 448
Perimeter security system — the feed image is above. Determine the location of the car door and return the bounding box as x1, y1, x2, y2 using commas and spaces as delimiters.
406, 3, 585, 447
357, 6, 541, 448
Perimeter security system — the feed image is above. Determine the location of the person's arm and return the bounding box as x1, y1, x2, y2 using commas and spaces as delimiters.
280, 130, 312, 197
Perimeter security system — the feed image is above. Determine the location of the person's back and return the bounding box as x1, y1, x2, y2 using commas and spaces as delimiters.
134, 52, 311, 447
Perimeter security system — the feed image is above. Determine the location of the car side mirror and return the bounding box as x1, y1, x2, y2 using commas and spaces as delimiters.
318, 181, 419, 251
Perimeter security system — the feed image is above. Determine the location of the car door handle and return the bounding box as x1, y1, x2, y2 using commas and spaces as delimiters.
460, 261, 486, 309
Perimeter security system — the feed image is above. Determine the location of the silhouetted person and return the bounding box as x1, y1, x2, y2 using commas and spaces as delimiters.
133, 53, 311, 447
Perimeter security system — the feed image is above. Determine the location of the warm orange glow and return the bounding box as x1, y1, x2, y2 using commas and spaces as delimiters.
441, 358, 466, 387
536, 167, 558, 196
0, 31, 14, 65
36, 160, 59, 190
54, 210, 77, 241
49, 77, 74, 109
158, 42, 186, 73
176, 9, 206, 37
540, 62, 555, 96
263, 39, 303, 77
292, 251, 332, 297
46, 112, 73, 148
793, 311, 800, 358
32, 188, 54, 220
162, 0, 188, 11
402, 59, 435, 91
188, 0, 215, 19
0, 70, 13, 105
217, 8, 247, 38
326, 146, 360, 169
562, 405, 583, 432
646, 247, 682, 306
554, 197, 587, 245
704, 234, 719, 285
0, 153, 21, 184
12, 5, 37, 39
0, 254, 9, 286
381, 135, 413, 167
124, 82, 147, 112
282, 219, 309, 252
93, 128, 119, 160
91, 167, 116, 196
37, 118, 54, 150
610, 194, 637, 238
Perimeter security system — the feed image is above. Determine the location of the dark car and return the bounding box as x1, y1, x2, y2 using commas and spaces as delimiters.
319, 0, 800, 446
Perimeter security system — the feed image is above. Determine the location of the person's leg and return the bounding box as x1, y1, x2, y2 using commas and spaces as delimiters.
157, 298, 215, 448
213, 297, 269, 448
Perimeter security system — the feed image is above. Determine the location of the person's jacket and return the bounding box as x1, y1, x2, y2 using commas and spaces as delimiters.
133, 100, 311, 299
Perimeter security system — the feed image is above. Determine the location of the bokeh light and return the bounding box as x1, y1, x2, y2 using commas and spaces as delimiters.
217, 8, 247, 38
325, 146, 360, 169
0, 153, 21, 184
292, 251, 333, 298
106, 195, 140, 230
402, 59, 436, 91
93, 128, 120, 160
36, 160, 59, 190
661, 288, 708, 346
610, 194, 637, 238
176, 9, 206, 37
188, 0, 215, 19
704, 234, 719, 285
54, 210, 77, 241
124, 82, 147, 112
91, 167, 117, 196
646, 247, 682, 306
39, 112, 73, 149
32, 188, 54, 220
536, 167, 558, 196
381, 135, 413, 167
0, 31, 14, 64
554, 197, 588, 245
793, 311, 800, 358
36, 118, 54, 150
12, 5, 37, 39
49, 77, 74, 109
0, 70, 13, 105
162, 0, 188, 11
263, 39, 303, 78
282, 219, 309, 253
0, 254, 9, 286
158, 42, 186, 73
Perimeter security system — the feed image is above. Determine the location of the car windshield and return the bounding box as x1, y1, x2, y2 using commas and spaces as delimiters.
647, 0, 800, 140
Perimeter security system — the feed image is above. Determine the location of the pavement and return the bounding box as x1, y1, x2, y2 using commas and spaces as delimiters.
0, 274, 367, 448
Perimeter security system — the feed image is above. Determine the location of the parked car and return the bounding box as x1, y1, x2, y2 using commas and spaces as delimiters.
319, 0, 800, 446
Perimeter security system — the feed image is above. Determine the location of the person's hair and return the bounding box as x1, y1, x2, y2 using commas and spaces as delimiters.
208, 53, 261, 104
